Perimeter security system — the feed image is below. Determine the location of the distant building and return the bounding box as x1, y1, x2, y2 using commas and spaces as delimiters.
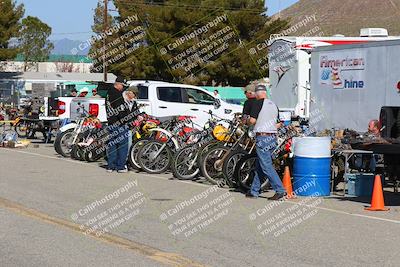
0, 55, 93, 73
0, 71, 116, 105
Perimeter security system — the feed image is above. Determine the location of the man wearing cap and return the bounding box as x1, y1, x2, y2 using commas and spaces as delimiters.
77, 87, 89, 97
105, 76, 134, 173
91, 88, 101, 98
245, 84, 286, 200
242, 83, 261, 116
123, 86, 139, 109
242, 85, 262, 125
69, 88, 78, 97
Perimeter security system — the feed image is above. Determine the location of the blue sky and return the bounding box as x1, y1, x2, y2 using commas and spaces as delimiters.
266, 0, 299, 15
17, 0, 299, 41
17, 0, 104, 40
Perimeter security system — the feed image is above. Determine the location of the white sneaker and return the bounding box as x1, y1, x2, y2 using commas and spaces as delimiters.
117, 168, 128, 173
106, 169, 114, 173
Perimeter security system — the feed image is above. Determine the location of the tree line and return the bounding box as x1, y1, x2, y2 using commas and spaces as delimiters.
90, 0, 290, 86
0, 0, 290, 85
0, 0, 53, 71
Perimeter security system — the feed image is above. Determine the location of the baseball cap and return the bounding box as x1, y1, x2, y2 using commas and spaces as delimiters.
80, 87, 89, 93
126, 86, 138, 95
115, 76, 126, 84
244, 83, 256, 93
255, 84, 267, 92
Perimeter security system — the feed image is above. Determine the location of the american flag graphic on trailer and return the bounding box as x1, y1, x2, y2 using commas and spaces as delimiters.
331, 66, 342, 88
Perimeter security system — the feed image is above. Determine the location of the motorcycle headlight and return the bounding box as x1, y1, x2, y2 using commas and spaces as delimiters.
248, 130, 255, 138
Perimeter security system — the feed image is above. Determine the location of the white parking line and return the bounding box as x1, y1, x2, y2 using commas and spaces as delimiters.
286, 200, 400, 224
2, 148, 400, 225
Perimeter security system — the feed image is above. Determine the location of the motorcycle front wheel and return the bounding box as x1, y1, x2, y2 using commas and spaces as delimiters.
172, 145, 200, 180
137, 140, 172, 174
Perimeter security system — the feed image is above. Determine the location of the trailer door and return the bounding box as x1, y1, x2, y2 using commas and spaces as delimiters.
269, 40, 298, 115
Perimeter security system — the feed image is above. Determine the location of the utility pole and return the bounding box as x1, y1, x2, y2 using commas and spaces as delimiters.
103, 0, 108, 82
278, 0, 281, 18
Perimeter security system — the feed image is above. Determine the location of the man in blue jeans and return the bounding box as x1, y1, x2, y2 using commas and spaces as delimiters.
105, 77, 138, 173
106, 124, 129, 172
245, 84, 286, 200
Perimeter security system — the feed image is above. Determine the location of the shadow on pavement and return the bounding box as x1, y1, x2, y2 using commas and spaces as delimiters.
329, 189, 400, 206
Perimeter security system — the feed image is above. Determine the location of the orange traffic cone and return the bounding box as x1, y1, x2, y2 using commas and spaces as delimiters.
365, 175, 389, 211
282, 166, 295, 199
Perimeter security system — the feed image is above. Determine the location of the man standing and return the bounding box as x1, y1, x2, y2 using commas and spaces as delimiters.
245, 85, 286, 200
123, 86, 139, 109
242, 86, 259, 116
105, 76, 132, 173
213, 90, 221, 99
69, 89, 77, 97
367, 119, 380, 137
77, 87, 89, 97
91, 88, 102, 98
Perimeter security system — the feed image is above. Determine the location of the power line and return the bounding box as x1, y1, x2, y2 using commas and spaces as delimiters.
114, 0, 265, 13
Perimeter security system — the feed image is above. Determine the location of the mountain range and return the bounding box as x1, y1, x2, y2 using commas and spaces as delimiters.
275, 0, 400, 36
51, 38, 90, 55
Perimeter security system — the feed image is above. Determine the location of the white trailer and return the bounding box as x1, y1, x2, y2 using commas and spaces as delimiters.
268, 28, 399, 120
310, 39, 400, 132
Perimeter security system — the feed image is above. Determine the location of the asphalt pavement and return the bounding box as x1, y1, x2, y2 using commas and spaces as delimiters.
0, 143, 400, 267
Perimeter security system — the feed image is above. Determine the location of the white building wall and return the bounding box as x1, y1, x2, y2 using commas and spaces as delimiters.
0, 61, 92, 73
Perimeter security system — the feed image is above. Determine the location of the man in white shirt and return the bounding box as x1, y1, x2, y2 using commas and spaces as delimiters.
245, 85, 286, 200
213, 90, 221, 99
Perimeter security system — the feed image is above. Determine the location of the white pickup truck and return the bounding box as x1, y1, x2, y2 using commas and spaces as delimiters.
57, 97, 107, 122
56, 80, 242, 130
54, 80, 243, 157
129, 80, 243, 127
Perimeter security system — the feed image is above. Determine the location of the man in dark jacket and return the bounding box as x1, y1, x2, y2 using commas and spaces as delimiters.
105, 76, 137, 173
242, 83, 263, 125
243, 89, 259, 116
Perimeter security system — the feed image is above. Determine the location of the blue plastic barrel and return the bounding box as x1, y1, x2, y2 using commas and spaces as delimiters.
292, 137, 331, 196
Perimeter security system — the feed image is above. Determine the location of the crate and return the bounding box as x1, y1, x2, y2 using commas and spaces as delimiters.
346, 173, 381, 197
